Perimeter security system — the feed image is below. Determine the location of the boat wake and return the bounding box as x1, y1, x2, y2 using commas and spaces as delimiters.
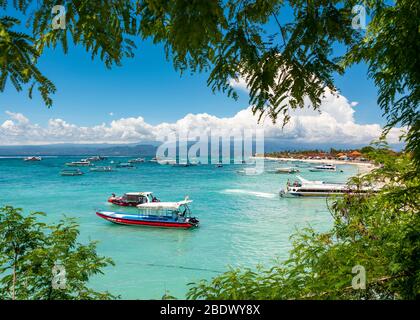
222, 189, 277, 199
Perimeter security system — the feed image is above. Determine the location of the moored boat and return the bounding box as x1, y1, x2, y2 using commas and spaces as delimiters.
171, 161, 198, 167
116, 162, 135, 168
85, 156, 104, 162
66, 161, 91, 167
24, 156, 42, 161
108, 192, 158, 207
90, 166, 113, 172
279, 176, 377, 197
309, 164, 337, 172
161, 159, 177, 165
60, 169, 84, 176
128, 158, 145, 163
274, 167, 300, 174
96, 199, 198, 229
237, 168, 262, 175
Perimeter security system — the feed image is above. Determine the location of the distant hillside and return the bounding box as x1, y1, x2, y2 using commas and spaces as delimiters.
0, 144, 158, 156
0, 140, 403, 156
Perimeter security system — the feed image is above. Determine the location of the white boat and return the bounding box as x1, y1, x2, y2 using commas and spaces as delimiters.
65, 161, 92, 167
90, 166, 114, 172
116, 162, 135, 168
274, 167, 300, 174
309, 164, 337, 172
85, 156, 104, 162
128, 158, 145, 163
60, 169, 84, 176
24, 156, 42, 161
236, 168, 262, 175
171, 161, 198, 167
279, 176, 376, 197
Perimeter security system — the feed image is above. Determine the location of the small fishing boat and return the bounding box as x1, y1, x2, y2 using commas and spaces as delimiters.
279, 176, 377, 197
215, 161, 223, 168
128, 158, 145, 163
84, 156, 104, 162
108, 192, 158, 207
309, 164, 337, 172
24, 156, 42, 161
65, 161, 91, 167
90, 166, 113, 172
172, 161, 198, 167
116, 162, 135, 168
236, 168, 262, 175
274, 167, 300, 174
161, 159, 177, 165
60, 169, 84, 176
148, 157, 159, 163
96, 199, 199, 229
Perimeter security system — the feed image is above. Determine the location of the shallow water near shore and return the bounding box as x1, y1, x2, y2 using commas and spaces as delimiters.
0, 157, 357, 299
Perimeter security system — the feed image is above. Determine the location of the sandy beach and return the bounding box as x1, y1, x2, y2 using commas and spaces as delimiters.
253, 156, 378, 175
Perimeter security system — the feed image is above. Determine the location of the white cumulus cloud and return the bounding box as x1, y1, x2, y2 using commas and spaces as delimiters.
0, 91, 405, 146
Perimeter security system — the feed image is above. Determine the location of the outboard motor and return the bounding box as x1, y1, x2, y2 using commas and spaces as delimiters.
188, 217, 199, 227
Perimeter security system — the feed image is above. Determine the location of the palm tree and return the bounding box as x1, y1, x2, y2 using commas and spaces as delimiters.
0, 16, 55, 106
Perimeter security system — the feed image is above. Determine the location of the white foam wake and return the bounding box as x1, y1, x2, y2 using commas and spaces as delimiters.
223, 189, 277, 199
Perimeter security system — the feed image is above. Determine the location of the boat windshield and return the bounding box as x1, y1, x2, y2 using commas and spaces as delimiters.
124, 194, 149, 203
137, 203, 192, 218
287, 180, 302, 187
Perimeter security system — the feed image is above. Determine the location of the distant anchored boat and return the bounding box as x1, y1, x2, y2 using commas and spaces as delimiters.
128, 158, 145, 163
237, 168, 262, 175
90, 166, 113, 172
274, 167, 300, 174
24, 156, 42, 161
83, 156, 106, 162
116, 162, 135, 168
309, 164, 337, 172
97, 198, 199, 229
60, 169, 84, 176
66, 161, 91, 167
171, 161, 199, 167
279, 176, 378, 197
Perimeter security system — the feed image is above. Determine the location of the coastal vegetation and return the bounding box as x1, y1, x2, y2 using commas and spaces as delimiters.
263, 146, 399, 161
0, 206, 115, 299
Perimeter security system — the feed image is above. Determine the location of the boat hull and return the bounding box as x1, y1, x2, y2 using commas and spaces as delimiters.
281, 192, 345, 197
96, 211, 197, 229
280, 190, 372, 197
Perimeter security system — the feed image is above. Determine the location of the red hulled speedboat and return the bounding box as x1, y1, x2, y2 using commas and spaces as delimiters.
97, 199, 199, 229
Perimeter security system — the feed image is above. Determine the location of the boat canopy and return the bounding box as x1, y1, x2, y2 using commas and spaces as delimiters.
137, 200, 192, 210
125, 192, 153, 196
296, 176, 324, 185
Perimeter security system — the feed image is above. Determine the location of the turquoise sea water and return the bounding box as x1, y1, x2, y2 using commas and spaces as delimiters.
0, 157, 357, 299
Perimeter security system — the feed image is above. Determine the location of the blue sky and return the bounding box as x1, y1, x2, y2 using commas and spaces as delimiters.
0, 3, 384, 127
1, 4, 396, 147
0, 39, 383, 125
